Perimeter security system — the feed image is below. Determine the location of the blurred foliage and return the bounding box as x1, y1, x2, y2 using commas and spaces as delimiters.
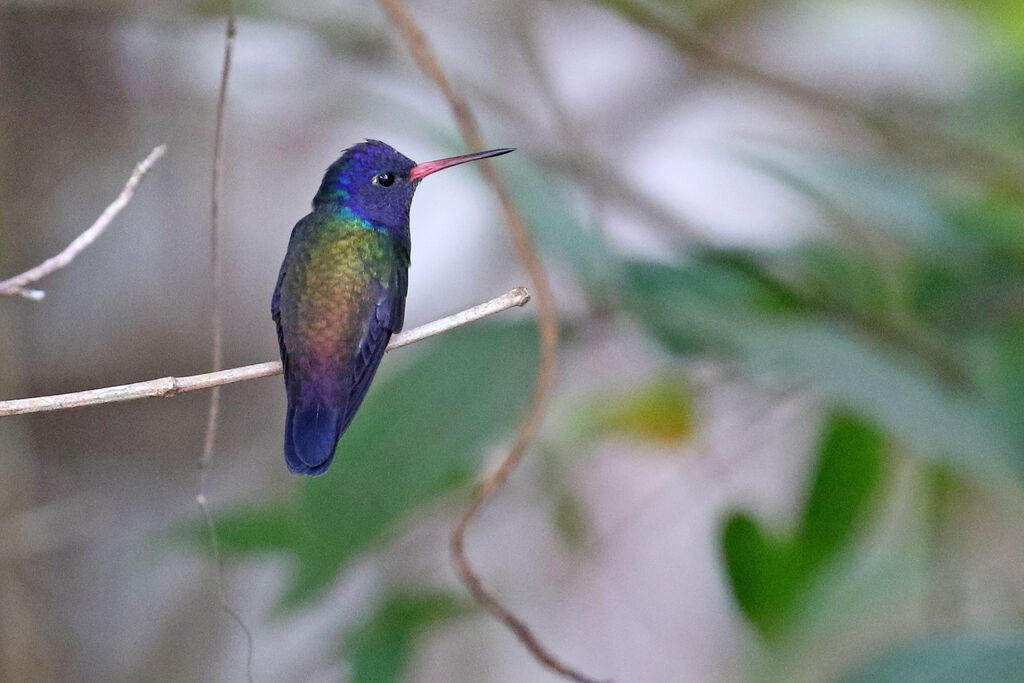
567, 379, 694, 446
505, 159, 622, 306
509, 28, 1024, 669
209, 322, 539, 607
528, 143, 1024, 484
343, 591, 467, 683
551, 486, 591, 550
620, 252, 1018, 481
721, 412, 886, 639
4, 0, 1024, 680
535, 444, 594, 552
836, 628, 1024, 683
166, 0, 1024, 678
584, 379, 693, 445
946, 0, 1024, 54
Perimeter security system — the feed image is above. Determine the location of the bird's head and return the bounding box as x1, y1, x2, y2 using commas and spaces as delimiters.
313, 140, 514, 233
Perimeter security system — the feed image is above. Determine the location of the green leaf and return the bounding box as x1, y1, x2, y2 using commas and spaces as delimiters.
721, 412, 888, 640
209, 503, 302, 555
836, 629, 1024, 683
971, 324, 1024, 452
945, 194, 1024, 261
950, 1, 1024, 55
625, 258, 1023, 482
284, 322, 540, 606
203, 323, 540, 609
623, 258, 798, 356
799, 413, 886, 571
506, 159, 623, 303
344, 591, 466, 683
721, 513, 803, 639
739, 322, 1020, 481
740, 149, 961, 251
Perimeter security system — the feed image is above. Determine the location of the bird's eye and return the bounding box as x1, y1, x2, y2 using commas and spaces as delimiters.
373, 172, 395, 187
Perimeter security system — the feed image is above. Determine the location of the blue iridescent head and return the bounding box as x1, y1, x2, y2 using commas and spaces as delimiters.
313, 139, 515, 232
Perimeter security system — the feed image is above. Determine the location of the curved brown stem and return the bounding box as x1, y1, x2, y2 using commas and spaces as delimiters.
376, 1, 602, 682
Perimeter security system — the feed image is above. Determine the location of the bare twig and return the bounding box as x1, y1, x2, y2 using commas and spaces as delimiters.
196, 5, 255, 683
0, 145, 166, 300
0, 287, 530, 418
375, 2, 598, 682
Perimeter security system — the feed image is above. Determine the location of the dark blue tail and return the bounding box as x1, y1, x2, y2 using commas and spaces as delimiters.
284, 399, 342, 476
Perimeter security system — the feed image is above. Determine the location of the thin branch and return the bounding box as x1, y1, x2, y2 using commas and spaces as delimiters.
197, 5, 254, 683
0, 145, 166, 300
0, 287, 530, 418
375, 3, 597, 682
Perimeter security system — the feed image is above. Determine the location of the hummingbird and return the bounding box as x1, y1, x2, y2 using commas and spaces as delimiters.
272, 140, 514, 475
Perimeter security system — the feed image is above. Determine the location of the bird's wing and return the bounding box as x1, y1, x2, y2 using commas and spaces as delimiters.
271, 258, 289, 379
385, 242, 409, 333
272, 212, 324, 385
339, 258, 407, 434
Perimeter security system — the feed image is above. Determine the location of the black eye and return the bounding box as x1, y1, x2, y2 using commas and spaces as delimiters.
373, 172, 395, 187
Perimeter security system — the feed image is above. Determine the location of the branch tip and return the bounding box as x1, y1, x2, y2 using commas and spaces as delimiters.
511, 286, 531, 306
0, 143, 167, 299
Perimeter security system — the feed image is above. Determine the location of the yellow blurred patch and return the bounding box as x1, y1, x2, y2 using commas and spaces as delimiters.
588, 380, 693, 445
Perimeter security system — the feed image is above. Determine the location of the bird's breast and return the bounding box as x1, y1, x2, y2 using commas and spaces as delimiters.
281, 228, 394, 368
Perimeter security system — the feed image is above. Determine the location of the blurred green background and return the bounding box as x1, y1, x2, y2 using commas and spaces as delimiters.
1, 0, 1023, 681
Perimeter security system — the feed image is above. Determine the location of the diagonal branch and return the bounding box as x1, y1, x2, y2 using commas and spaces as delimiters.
0, 287, 530, 418
0, 145, 166, 300
375, 2, 599, 682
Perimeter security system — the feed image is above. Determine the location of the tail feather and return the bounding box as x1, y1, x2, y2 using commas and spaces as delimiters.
285, 399, 342, 476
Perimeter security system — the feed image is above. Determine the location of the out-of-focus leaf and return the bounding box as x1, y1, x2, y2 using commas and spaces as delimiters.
623, 258, 799, 355
584, 379, 694, 445
191, 0, 269, 18
697, 249, 809, 314
208, 503, 302, 555
740, 150, 961, 251
945, 195, 1024, 261
951, 0, 1024, 53
552, 489, 591, 551
800, 413, 885, 571
626, 258, 1023, 482
208, 323, 539, 608
970, 325, 1024, 452
836, 628, 1024, 683
285, 322, 539, 606
769, 245, 900, 322
722, 513, 802, 639
722, 412, 888, 639
506, 159, 622, 302
344, 591, 466, 683
535, 446, 593, 551
740, 322, 1019, 481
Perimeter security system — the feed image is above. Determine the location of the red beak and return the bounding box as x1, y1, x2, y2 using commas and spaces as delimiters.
408, 147, 515, 181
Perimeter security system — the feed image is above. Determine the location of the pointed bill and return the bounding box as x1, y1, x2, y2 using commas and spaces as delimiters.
408, 147, 515, 181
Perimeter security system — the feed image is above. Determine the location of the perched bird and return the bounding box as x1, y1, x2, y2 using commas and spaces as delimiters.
272, 140, 514, 475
